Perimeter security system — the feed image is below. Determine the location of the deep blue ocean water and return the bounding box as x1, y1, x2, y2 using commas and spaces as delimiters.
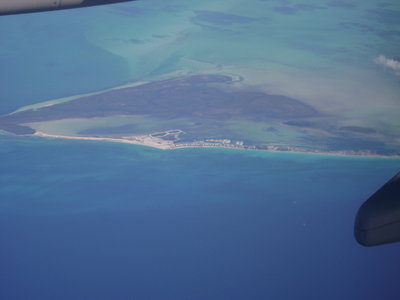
1, 136, 400, 299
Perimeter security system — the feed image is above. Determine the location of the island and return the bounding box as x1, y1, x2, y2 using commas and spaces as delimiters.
0, 75, 399, 157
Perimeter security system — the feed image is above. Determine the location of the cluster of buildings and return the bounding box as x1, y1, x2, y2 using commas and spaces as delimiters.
175, 139, 252, 150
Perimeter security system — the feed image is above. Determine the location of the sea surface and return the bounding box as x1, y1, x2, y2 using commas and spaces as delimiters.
1, 0, 400, 299
1, 136, 400, 299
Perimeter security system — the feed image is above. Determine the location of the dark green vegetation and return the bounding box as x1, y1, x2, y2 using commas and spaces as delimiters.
0, 123, 35, 135
0, 74, 397, 156
0, 75, 318, 135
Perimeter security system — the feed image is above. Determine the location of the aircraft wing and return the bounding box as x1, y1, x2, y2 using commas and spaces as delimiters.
0, 0, 135, 16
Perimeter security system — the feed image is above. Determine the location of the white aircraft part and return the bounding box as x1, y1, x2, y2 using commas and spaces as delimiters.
0, 0, 61, 14
0, 0, 131, 15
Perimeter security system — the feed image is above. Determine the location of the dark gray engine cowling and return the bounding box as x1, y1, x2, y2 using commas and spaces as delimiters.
0, 0, 134, 15
355, 172, 400, 246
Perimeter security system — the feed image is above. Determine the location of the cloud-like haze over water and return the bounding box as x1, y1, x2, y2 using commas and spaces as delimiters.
375, 55, 400, 76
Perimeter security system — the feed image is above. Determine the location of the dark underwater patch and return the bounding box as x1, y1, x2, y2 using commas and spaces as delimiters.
129, 38, 145, 44
294, 4, 326, 11
368, 8, 400, 24
377, 30, 400, 39
338, 22, 374, 33
266, 127, 278, 132
328, 1, 357, 8
285, 120, 317, 128
152, 34, 168, 39
190, 22, 239, 35
192, 10, 264, 26
273, 6, 297, 15
272, 3, 326, 15
339, 126, 377, 134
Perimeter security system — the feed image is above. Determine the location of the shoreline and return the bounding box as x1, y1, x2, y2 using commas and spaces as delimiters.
10, 81, 150, 115
32, 131, 400, 159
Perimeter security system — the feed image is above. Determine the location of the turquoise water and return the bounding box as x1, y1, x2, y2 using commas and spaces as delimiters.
1, 0, 399, 119
1, 136, 397, 216
1, 1, 400, 298
1, 136, 400, 299
0, 11, 130, 114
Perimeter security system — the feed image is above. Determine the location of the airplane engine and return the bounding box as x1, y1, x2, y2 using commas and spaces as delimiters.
355, 172, 400, 246
0, 0, 134, 15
